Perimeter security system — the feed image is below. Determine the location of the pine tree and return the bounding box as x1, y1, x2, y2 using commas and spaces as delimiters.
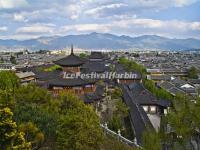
0, 107, 31, 149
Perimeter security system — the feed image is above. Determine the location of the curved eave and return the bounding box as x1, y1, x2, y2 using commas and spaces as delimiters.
53, 54, 84, 67
54, 61, 84, 67
48, 78, 94, 88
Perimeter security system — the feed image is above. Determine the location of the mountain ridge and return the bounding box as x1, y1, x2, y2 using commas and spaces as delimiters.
0, 32, 200, 51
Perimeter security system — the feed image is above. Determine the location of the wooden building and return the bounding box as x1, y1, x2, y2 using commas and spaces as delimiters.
49, 45, 96, 95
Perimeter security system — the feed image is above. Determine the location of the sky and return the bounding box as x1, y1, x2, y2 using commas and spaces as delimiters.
0, 0, 200, 40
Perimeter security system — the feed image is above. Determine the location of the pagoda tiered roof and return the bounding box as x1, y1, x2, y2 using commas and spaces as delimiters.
54, 45, 84, 67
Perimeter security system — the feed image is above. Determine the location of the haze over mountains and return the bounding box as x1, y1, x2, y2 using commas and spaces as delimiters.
0, 32, 200, 51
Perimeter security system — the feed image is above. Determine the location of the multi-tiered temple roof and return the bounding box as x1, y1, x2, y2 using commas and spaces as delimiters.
54, 45, 84, 67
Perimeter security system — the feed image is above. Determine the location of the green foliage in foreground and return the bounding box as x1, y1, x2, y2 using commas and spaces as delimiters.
14, 104, 57, 138
0, 71, 20, 106
56, 93, 103, 150
142, 129, 162, 150
165, 94, 200, 149
0, 71, 146, 150
0, 107, 31, 149
0, 71, 105, 149
102, 135, 139, 150
0, 71, 19, 93
142, 94, 200, 150
108, 87, 130, 136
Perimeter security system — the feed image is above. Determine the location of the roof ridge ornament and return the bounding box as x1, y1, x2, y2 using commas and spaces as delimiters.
71, 44, 74, 55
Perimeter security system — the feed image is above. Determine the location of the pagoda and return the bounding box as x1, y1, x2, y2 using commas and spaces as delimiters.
48, 45, 96, 95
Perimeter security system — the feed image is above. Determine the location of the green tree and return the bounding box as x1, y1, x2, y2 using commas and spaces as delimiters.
11, 84, 58, 149
115, 99, 129, 118
165, 94, 199, 150
102, 136, 138, 150
119, 57, 146, 78
0, 71, 19, 92
0, 57, 4, 63
19, 122, 45, 149
108, 115, 122, 132
188, 66, 198, 79
10, 55, 17, 64
14, 104, 57, 138
15, 84, 51, 105
109, 88, 129, 134
143, 79, 173, 100
142, 129, 162, 150
111, 87, 123, 99
0, 107, 31, 149
44, 65, 62, 72
79, 53, 87, 58
0, 71, 19, 106
56, 93, 103, 150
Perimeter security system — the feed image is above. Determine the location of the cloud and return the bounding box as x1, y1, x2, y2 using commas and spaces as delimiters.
61, 24, 110, 33
0, 0, 199, 39
64, 4, 82, 20
85, 3, 128, 16
59, 18, 200, 38
126, 0, 199, 9
114, 18, 200, 31
174, 0, 198, 7
16, 23, 56, 34
0, 26, 8, 31
13, 13, 27, 22
0, 0, 28, 9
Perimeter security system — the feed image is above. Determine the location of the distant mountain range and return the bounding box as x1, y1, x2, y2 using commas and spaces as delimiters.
0, 32, 200, 51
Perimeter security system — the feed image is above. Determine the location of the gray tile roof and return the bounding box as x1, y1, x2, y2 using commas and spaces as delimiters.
54, 54, 84, 67
121, 84, 153, 145
48, 77, 93, 87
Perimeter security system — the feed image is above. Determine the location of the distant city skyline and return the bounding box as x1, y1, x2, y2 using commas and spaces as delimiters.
0, 0, 200, 40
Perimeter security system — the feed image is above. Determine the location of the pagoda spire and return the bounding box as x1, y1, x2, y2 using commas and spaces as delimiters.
71, 44, 74, 55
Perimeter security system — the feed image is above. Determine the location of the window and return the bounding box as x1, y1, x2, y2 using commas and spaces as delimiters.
73, 87, 82, 90
143, 106, 148, 112
164, 109, 168, 115
53, 87, 63, 90
85, 85, 92, 88
150, 106, 156, 113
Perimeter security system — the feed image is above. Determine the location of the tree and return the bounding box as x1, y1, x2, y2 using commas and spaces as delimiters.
111, 87, 123, 99
0, 57, 3, 63
108, 115, 122, 132
44, 65, 62, 72
115, 99, 129, 118
143, 79, 173, 100
0, 107, 31, 149
102, 136, 138, 150
119, 57, 146, 78
165, 94, 199, 150
188, 66, 198, 79
142, 129, 162, 150
11, 84, 57, 149
108, 89, 129, 134
79, 53, 87, 58
14, 104, 57, 138
10, 55, 17, 64
19, 122, 45, 149
13, 84, 57, 139
0, 71, 19, 106
15, 84, 51, 105
0, 71, 19, 92
56, 93, 103, 150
